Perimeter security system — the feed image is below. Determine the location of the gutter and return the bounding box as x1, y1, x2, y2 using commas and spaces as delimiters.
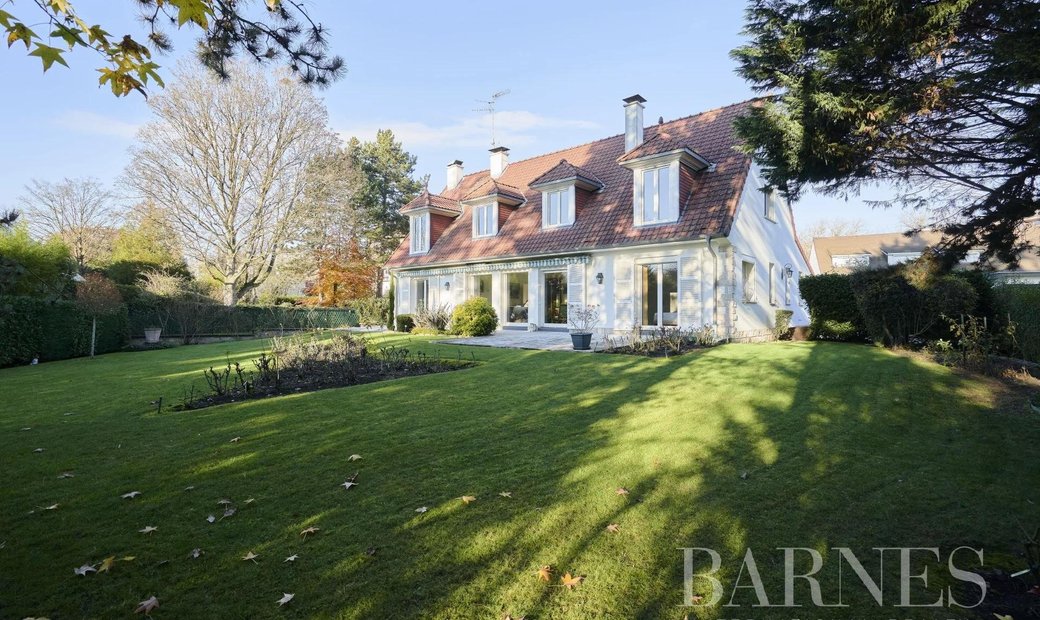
703, 233, 719, 329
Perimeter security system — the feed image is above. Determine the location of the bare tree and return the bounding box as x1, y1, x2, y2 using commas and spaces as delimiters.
19, 178, 116, 270
126, 62, 337, 305
799, 217, 867, 248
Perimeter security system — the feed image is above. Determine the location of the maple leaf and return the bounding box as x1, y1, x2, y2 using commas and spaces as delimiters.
206, 515, 216, 523
191, 548, 203, 559
98, 556, 116, 572
605, 523, 621, 533
29, 43, 68, 71
284, 554, 299, 562
460, 495, 477, 504
537, 565, 553, 582
499, 491, 512, 498
560, 572, 584, 590
122, 491, 141, 499
139, 525, 157, 534
134, 595, 159, 614
348, 454, 362, 461
616, 487, 629, 495
242, 551, 259, 562
415, 506, 428, 513
230, 436, 241, 443
276, 592, 294, 606
74, 563, 97, 576
300, 526, 320, 538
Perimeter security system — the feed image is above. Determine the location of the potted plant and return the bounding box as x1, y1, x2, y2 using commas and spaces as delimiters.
568, 304, 600, 351
143, 326, 163, 344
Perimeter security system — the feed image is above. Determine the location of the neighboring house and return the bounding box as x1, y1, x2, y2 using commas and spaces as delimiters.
385, 96, 811, 339
809, 221, 1040, 283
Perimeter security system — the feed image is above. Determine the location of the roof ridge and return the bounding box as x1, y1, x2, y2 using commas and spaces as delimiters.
451, 97, 764, 184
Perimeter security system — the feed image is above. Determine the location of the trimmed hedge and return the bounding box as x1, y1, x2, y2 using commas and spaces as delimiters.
798, 273, 864, 341
994, 283, 1040, 362
126, 302, 358, 337
0, 295, 128, 366
850, 268, 976, 346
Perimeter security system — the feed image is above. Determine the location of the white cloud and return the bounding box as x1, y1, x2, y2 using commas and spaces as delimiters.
52, 110, 142, 139
336, 110, 599, 149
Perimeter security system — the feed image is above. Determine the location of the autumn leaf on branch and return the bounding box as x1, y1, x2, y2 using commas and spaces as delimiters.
560, 572, 584, 590
537, 565, 553, 582
134, 595, 159, 614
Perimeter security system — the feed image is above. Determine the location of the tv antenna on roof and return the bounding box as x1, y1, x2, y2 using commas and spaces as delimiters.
473, 89, 511, 147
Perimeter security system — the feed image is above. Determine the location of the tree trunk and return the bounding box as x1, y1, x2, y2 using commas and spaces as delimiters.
90, 316, 96, 358
223, 282, 238, 306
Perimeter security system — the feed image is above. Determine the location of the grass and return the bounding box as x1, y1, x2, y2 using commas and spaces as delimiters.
0, 334, 1038, 619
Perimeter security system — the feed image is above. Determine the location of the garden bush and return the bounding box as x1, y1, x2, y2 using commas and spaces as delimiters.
450, 297, 498, 336
0, 295, 128, 366
798, 273, 864, 341
395, 314, 414, 333
414, 304, 452, 332
352, 296, 389, 328
994, 283, 1040, 362
773, 309, 793, 341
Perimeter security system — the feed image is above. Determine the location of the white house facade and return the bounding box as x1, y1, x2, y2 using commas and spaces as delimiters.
385, 96, 811, 340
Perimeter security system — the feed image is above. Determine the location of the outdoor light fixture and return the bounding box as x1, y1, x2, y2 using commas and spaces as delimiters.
444, 281, 450, 290
596, 272, 604, 285
784, 264, 794, 278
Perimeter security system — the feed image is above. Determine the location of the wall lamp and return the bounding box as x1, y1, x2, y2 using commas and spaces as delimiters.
595, 272, 604, 285
444, 281, 451, 290
784, 264, 794, 278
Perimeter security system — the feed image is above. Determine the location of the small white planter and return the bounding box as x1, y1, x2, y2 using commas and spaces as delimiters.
143, 328, 162, 344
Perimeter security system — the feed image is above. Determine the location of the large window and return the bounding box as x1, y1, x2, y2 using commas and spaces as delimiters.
641, 166, 672, 224
763, 188, 779, 222
543, 188, 573, 228
768, 262, 777, 305
741, 261, 756, 303
507, 272, 529, 323
409, 213, 429, 254
543, 272, 568, 324
473, 274, 492, 305
641, 263, 678, 327
473, 203, 497, 237
413, 277, 428, 310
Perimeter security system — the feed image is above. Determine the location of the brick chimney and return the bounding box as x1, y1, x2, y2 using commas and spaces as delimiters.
623, 94, 646, 152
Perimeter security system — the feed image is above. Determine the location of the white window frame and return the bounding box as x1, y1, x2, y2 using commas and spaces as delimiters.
413, 277, 429, 310
409, 213, 429, 254
784, 268, 792, 306
472, 202, 498, 238
763, 188, 779, 222
768, 262, 778, 305
741, 260, 757, 303
633, 161, 680, 226
886, 251, 922, 266
542, 186, 575, 228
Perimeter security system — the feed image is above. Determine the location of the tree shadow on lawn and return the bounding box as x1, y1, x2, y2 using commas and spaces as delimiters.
2, 340, 1038, 619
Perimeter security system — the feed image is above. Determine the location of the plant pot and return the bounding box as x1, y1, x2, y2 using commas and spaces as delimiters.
570, 332, 593, 351
143, 327, 162, 344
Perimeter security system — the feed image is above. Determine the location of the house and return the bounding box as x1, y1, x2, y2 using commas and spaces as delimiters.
385, 96, 811, 339
809, 221, 1040, 283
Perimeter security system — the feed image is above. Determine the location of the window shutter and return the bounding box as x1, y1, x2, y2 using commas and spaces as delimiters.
679, 254, 701, 328
566, 263, 585, 309
453, 273, 465, 306
399, 277, 411, 313
615, 260, 634, 328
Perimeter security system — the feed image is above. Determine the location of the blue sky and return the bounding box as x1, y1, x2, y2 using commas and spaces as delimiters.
0, 0, 904, 232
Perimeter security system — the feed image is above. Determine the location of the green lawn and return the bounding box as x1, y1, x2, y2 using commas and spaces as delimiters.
0, 335, 1037, 619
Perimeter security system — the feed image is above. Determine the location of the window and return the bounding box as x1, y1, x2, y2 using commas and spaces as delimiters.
886, 251, 922, 266
409, 213, 429, 254
764, 188, 779, 221
832, 254, 870, 269
768, 263, 777, 305
544, 272, 568, 324
506, 272, 529, 323
641, 263, 678, 327
640, 166, 673, 225
784, 268, 792, 306
473, 274, 492, 305
741, 260, 756, 303
543, 188, 573, 228
413, 277, 429, 310
473, 203, 497, 237
962, 250, 982, 264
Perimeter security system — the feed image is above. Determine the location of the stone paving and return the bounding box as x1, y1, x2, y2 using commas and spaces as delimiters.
435, 330, 606, 352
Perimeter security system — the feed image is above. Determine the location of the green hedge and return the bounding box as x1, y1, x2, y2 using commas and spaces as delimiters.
0, 295, 128, 366
994, 283, 1040, 362
798, 273, 864, 341
126, 302, 358, 337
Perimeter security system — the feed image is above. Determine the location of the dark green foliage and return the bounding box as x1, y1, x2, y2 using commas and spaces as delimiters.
952, 269, 998, 323
798, 273, 864, 341
994, 284, 1040, 362
0, 295, 127, 366
773, 309, 793, 341
386, 279, 395, 331
104, 260, 191, 286
395, 314, 414, 333
733, 0, 1040, 264
849, 268, 976, 346
125, 303, 358, 338
0, 227, 75, 299
352, 296, 390, 328
450, 297, 498, 337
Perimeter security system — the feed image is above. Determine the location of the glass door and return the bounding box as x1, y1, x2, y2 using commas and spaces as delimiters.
641, 263, 678, 327
472, 274, 492, 305
506, 272, 529, 323
543, 272, 568, 324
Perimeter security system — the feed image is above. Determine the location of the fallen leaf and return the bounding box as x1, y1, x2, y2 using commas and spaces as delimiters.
184, 485, 195, 491
230, 436, 241, 443
503, 615, 527, 620
58, 471, 74, 479
993, 615, 1013, 620
244, 498, 255, 504
300, 526, 320, 538
206, 515, 216, 523
99, 556, 116, 572
560, 572, 584, 590
122, 555, 136, 561
415, 506, 428, 513
537, 565, 553, 582
276, 592, 294, 606
605, 523, 621, 533
284, 554, 299, 562
191, 548, 203, 559
134, 595, 159, 614
242, 551, 259, 562
122, 491, 141, 499
616, 487, 629, 495
341, 481, 357, 490
222, 507, 236, 519
348, 454, 362, 461
689, 594, 704, 603
499, 491, 512, 498
139, 526, 157, 534
364, 546, 377, 556
43, 503, 59, 511
74, 563, 97, 576
33, 448, 44, 453
20, 427, 31, 431
460, 495, 476, 504
217, 499, 232, 505
740, 471, 750, 480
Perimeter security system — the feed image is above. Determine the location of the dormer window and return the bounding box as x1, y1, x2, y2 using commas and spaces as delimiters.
542, 187, 574, 228
637, 163, 678, 226
409, 213, 429, 254
473, 203, 498, 238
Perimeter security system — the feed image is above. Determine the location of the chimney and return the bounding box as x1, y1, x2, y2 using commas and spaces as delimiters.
489, 146, 509, 179
623, 94, 646, 151
446, 160, 464, 190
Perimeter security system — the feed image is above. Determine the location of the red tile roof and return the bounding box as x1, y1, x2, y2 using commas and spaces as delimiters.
461, 178, 526, 203
387, 99, 759, 269
400, 189, 462, 214
529, 159, 605, 189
